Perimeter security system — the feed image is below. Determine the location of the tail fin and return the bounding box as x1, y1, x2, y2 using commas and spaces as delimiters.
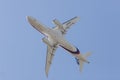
78, 52, 91, 72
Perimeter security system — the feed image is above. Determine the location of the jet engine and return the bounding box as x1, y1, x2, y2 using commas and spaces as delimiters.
42, 37, 53, 47
53, 19, 63, 27
53, 19, 65, 33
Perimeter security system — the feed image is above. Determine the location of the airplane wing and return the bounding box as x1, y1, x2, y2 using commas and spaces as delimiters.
62, 16, 80, 31
45, 45, 57, 77
53, 16, 80, 34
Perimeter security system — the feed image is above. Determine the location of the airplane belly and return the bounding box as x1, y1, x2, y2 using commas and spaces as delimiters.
58, 38, 77, 53
47, 29, 63, 43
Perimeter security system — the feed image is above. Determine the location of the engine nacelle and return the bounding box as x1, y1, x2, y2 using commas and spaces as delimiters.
53, 19, 65, 33
42, 37, 53, 47
53, 19, 63, 27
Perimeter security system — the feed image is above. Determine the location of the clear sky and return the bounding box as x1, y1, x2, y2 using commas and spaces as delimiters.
0, 0, 120, 80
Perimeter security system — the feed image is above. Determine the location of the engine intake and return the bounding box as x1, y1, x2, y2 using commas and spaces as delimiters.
42, 37, 53, 47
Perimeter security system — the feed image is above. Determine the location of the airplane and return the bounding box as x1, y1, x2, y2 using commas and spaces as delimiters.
27, 16, 91, 77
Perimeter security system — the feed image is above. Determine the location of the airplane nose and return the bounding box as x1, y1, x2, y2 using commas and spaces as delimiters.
27, 16, 33, 21
26, 16, 36, 24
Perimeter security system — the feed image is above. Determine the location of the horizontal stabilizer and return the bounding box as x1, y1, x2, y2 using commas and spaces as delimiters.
78, 52, 91, 72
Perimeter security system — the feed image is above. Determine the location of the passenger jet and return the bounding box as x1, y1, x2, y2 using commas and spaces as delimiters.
27, 16, 91, 76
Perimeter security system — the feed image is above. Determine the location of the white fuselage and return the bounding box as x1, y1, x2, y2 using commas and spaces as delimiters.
27, 16, 81, 58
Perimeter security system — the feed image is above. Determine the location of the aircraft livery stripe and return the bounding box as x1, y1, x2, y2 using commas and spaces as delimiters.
60, 45, 80, 54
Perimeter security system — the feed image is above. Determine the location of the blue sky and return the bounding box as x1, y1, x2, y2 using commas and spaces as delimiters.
0, 0, 120, 80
